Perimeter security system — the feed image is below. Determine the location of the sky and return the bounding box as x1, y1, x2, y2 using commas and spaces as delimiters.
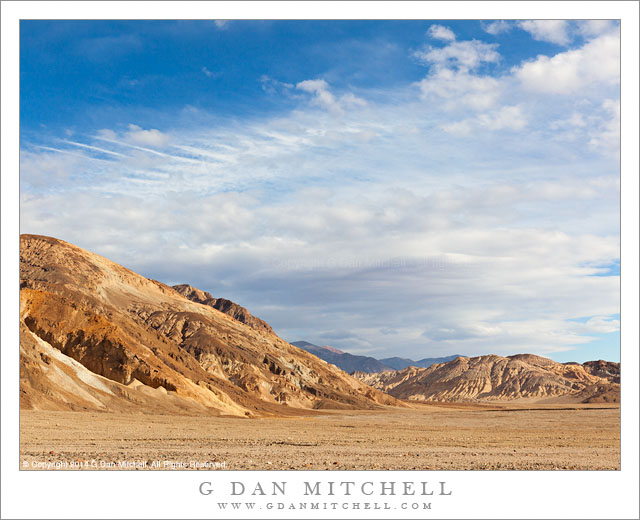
19, 19, 621, 363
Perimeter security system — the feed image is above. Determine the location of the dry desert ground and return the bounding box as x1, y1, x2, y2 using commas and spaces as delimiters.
20, 402, 620, 471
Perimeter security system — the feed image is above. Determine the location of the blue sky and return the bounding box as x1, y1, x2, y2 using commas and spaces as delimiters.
20, 20, 620, 362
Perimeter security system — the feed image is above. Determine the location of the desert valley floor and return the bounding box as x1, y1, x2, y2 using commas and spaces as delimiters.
20, 403, 620, 471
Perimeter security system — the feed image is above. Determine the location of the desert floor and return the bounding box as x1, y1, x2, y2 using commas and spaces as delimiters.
19, 403, 620, 470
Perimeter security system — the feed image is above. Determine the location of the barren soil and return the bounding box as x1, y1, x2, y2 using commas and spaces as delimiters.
20, 403, 619, 470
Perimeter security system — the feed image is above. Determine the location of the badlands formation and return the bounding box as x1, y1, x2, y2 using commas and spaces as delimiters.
19, 234, 399, 416
353, 355, 620, 403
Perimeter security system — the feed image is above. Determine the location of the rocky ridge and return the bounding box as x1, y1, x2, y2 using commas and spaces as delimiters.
353, 354, 620, 403
172, 284, 274, 335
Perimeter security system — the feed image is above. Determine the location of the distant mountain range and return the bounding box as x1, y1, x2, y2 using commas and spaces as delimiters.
290, 341, 461, 374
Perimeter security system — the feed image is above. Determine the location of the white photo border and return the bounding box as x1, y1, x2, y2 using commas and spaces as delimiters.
2, 2, 638, 519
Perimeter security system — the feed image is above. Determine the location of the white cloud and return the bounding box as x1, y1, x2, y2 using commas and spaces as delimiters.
518, 20, 571, 45
550, 112, 586, 130
20, 150, 82, 189
340, 92, 367, 108
415, 40, 500, 70
439, 119, 473, 135
583, 316, 620, 334
214, 20, 229, 29
477, 105, 527, 131
577, 20, 618, 39
513, 32, 620, 94
442, 105, 527, 135
260, 75, 294, 95
296, 79, 366, 114
427, 24, 455, 42
588, 99, 620, 155
125, 124, 171, 148
96, 128, 117, 140
484, 20, 512, 35
62, 140, 128, 157
296, 79, 341, 113
418, 67, 501, 110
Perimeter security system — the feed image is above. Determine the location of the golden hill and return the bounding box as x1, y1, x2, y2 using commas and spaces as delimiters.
19, 234, 400, 416
353, 354, 619, 403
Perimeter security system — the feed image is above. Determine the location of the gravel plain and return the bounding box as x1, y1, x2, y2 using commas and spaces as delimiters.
19, 403, 620, 471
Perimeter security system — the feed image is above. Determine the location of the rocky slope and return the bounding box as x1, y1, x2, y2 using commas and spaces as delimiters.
172, 284, 274, 335
19, 234, 400, 416
354, 354, 620, 403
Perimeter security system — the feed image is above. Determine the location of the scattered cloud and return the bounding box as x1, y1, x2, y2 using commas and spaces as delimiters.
125, 124, 171, 148
518, 20, 571, 46
414, 39, 500, 70
513, 31, 620, 94
202, 66, 218, 78
483, 20, 512, 36
259, 75, 294, 95
296, 79, 366, 114
214, 20, 229, 30
427, 24, 455, 42
296, 79, 339, 112
577, 20, 618, 39
418, 67, 501, 110
442, 105, 527, 135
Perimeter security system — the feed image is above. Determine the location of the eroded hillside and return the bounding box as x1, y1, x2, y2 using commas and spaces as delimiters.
20, 234, 400, 416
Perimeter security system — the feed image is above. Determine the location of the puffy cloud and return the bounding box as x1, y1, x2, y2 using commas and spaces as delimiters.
513, 32, 620, 94
427, 24, 455, 41
418, 67, 501, 110
484, 20, 512, 35
296, 79, 340, 113
577, 20, 618, 39
582, 316, 620, 334
125, 124, 171, 148
518, 20, 571, 45
96, 128, 117, 140
415, 40, 500, 70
